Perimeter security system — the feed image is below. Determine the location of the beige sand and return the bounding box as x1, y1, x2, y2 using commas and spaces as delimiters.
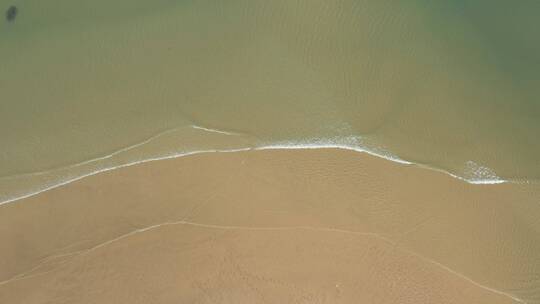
1, 149, 539, 303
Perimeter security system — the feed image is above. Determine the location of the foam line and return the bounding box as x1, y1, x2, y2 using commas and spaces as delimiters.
0, 126, 186, 180
259, 142, 413, 165
0, 148, 251, 206
190, 124, 241, 136
0, 136, 511, 206
256, 143, 506, 185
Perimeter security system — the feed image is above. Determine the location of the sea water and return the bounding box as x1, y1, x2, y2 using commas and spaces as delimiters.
1, 0, 539, 203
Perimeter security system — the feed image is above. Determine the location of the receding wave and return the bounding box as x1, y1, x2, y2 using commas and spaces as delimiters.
0, 123, 515, 206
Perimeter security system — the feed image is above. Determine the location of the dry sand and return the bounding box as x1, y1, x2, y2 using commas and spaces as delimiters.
0, 149, 539, 303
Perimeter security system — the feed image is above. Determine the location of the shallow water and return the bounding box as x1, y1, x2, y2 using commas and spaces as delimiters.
1, 0, 539, 202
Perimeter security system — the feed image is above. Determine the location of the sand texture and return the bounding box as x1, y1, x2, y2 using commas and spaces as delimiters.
1, 149, 539, 303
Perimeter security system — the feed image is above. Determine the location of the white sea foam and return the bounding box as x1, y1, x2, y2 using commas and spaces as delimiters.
190, 124, 240, 136
0, 128, 509, 206
256, 138, 506, 185
257, 136, 412, 165
461, 161, 505, 184
432, 168, 505, 185
0, 148, 252, 206
0, 127, 186, 180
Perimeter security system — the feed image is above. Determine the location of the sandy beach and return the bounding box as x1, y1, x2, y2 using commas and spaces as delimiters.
2, 1, 539, 303
1, 149, 538, 303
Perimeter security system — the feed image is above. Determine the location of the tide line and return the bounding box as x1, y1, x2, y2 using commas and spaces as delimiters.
0, 137, 510, 206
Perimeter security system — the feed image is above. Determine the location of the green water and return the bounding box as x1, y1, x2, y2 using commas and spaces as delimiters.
1, 0, 539, 202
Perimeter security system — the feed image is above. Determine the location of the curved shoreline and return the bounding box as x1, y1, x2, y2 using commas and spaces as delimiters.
1, 145, 537, 303
0, 138, 512, 206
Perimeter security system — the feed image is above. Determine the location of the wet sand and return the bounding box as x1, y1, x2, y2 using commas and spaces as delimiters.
1, 149, 539, 303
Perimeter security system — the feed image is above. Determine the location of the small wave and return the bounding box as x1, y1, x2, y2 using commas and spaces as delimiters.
256, 137, 507, 185
0, 132, 511, 206
190, 124, 242, 136
0, 123, 245, 180
0, 148, 252, 206
460, 161, 505, 184
0, 127, 186, 180
257, 136, 412, 165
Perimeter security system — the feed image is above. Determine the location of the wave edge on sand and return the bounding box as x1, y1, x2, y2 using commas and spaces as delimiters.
0, 128, 516, 206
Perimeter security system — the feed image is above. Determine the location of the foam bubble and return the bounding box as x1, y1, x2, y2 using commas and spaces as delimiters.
0, 134, 510, 206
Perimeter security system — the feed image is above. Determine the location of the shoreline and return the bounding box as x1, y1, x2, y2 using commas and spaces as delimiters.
1, 148, 537, 303
0, 136, 515, 207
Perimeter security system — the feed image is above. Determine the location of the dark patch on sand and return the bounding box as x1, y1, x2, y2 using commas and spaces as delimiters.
6, 5, 17, 22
